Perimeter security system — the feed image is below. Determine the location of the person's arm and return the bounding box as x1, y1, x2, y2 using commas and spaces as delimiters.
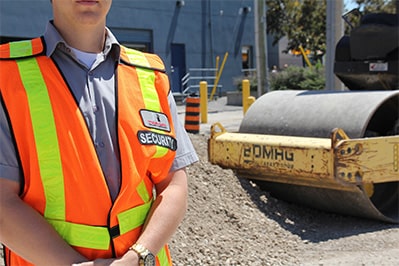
81, 168, 188, 266
97, 94, 192, 265
0, 178, 87, 265
135, 168, 188, 254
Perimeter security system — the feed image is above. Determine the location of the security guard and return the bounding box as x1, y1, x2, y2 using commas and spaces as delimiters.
0, 0, 198, 265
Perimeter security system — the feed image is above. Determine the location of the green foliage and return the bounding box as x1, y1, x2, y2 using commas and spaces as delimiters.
353, 0, 397, 13
269, 63, 325, 91
233, 73, 258, 92
266, 0, 397, 62
266, 0, 327, 63
344, 0, 397, 33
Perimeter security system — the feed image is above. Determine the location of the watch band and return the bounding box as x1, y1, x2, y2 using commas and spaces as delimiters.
129, 243, 156, 266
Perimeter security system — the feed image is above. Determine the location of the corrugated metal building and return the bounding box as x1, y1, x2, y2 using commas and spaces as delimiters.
0, 0, 289, 95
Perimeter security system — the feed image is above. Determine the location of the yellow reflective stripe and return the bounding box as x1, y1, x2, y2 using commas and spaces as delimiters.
123, 48, 160, 111
16, 56, 65, 220
139, 68, 162, 111
118, 200, 152, 235
118, 181, 152, 234
47, 219, 110, 250
9, 39, 33, 58
136, 180, 151, 203
123, 48, 168, 157
157, 246, 170, 266
136, 66, 167, 157
48, 200, 152, 250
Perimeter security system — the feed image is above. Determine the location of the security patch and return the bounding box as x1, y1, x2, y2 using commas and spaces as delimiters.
140, 110, 170, 132
137, 130, 177, 151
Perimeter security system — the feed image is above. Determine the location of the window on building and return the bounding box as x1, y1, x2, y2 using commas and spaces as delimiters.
111, 28, 153, 53
241, 45, 253, 76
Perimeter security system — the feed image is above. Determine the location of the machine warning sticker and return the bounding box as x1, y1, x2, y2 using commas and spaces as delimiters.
369, 62, 388, 72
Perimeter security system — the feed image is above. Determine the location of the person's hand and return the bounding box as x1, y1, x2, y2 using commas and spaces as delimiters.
72, 258, 116, 266
108, 250, 139, 266
72, 258, 114, 266
72, 250, 139, 266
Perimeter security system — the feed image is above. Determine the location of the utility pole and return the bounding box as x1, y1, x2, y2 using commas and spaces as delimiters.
326, 0, 344, 90
254, 0, 269, 96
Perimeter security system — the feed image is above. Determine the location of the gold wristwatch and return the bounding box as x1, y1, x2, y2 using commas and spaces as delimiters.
129, 243, 156, 266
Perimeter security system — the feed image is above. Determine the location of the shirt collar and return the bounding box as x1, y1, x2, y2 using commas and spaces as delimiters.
43, 21, 120, 61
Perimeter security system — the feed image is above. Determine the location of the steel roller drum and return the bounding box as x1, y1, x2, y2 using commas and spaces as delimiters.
239, 90, 399, 138
238, 90, 399, 222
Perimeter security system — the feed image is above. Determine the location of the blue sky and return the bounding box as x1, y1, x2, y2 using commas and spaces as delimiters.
344, 0, 358, 11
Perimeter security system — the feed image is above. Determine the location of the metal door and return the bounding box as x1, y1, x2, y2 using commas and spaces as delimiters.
171, 43, 186, 93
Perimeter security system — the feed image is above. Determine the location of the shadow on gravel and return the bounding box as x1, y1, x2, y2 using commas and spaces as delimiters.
238, 178, 399, 244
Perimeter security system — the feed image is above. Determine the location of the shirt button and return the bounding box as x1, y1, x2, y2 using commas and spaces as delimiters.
93, 105, 98, 112
95, 141, 105, 148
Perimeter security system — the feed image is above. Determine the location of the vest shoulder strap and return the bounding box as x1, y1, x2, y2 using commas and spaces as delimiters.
0, 37, 45, 60
120, 46, 166, 73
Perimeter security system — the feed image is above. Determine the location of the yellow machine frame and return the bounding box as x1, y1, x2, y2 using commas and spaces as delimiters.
208, 123, 399, 198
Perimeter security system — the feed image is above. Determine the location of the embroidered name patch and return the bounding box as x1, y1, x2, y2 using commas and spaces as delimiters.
140, 110, 170, 132
138, 130, 177, 151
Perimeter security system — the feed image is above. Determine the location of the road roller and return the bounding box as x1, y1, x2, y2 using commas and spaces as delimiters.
208, 12, 399, 223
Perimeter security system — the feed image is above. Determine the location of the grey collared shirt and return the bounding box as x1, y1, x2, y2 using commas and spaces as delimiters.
0, 22, 198, 200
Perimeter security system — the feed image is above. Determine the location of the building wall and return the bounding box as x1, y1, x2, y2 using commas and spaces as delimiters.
0, 1, 52, 38
277, 37, 303, 69
0, 0, 280, 94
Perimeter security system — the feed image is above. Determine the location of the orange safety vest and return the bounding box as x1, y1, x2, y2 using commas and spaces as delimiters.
0, 37, 176, 265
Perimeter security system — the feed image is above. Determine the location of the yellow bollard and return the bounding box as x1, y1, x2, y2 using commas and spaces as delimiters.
200, 81, 208, 124
242, 79, 250, 114
209, 52, 228, 101
247, 96, 255, 109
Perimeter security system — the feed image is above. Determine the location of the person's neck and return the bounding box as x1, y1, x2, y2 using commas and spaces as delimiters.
54, 21, 106, 53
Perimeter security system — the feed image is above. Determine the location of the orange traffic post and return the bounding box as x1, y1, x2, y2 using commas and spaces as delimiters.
184, 96, 200, 134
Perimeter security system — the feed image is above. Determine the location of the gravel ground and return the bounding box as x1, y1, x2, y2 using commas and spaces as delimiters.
1, 133, 398, 266
169, 133, 399, 266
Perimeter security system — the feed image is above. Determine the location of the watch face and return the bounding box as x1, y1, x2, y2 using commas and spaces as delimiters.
144, 253, 156, 266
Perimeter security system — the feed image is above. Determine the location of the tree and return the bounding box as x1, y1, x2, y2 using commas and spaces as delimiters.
351, 0, 397, 13
266, 0, 327, 63
266, 0, 397, 63
343, 0, 397, 32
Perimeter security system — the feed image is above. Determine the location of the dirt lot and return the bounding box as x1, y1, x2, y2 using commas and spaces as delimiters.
1, 133, 398, 266
169, 133, 399, 266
